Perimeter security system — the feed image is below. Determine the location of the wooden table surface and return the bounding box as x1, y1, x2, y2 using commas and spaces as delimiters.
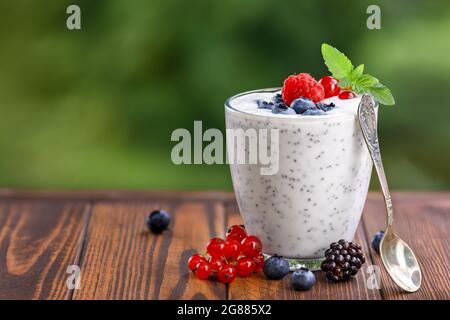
0, 189, 448, 300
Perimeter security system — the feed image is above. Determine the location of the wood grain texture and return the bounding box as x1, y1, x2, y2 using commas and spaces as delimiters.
226, 201, 382, 300
0, 200, 88, 300
73, 201, 227, 300
0, 189, 235, 202
362, 193, 450, 300
0, 191, 448, 300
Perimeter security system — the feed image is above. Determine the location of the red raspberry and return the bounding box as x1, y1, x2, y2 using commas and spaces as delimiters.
282, 73, 325, 105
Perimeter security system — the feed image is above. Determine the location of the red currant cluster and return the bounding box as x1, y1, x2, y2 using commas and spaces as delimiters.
187, 225, 264, 284
318, 75, 355, 100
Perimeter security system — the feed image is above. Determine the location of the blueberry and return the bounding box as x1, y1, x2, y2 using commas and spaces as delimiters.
316, 102, 335, 112
290, 98, 317, 114
303, 109, 326, 116
146, 210, 171, 234
271, 102, 289, 114
263, 255, 290, 280
280, 108, 296, 115
272, 93, 284, 104
371, 230, 385, 253
256, 99, 273, 109
291, 268, 316, 291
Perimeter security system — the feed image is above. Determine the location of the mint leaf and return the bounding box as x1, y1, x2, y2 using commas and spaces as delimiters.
320, 43, 395, 106
351, 64, 364, 79
321, 44, 353, 80
367, 83, 395, 106
357, 74, 379, 87
338, 77, 352, 89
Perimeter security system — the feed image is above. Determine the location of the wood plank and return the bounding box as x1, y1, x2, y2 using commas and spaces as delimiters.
73, 201, 227, 300
226, 200, 381, 300
362, 193, 450, 300
0, 189, 235, 202
0, 200, 89, 300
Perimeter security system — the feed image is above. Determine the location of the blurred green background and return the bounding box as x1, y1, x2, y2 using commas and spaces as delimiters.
0, 0, 449, 190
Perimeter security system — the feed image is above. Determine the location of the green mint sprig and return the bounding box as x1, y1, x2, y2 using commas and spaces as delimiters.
321, 43, 395, 106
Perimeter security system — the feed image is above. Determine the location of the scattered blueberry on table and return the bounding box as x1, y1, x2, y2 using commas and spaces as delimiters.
291, 268, 316, 291
146, 210, 171, 234
371, 230, 385, 253
263, 255, 290, 280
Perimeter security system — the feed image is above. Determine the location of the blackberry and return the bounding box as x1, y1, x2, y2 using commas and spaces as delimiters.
321, 239, 366, 282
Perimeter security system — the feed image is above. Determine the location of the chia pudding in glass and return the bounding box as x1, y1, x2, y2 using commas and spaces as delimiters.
224, 88, 375, 269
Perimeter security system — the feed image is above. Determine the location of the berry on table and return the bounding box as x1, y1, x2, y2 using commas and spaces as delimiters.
224, 239, 242, 260
209, 257, 226, 272
290, 97, 317, 114
217, 266, 236, 284
236, 257, 255, 277
291, 268, 316, 291
319, 76, 341, 98
338, 90, 356, 100
253, 253, 265, 273
207, 238, 226, 258
371, 230, 385, 253
321, 239, 366, 282
195, 262, 212, 280
241, 235, 263, 258
282, 73, 325, 104
226, 225, 247, 242
263, 255, 290, 280
188, 253, 206, 272
145, 210, 171, 234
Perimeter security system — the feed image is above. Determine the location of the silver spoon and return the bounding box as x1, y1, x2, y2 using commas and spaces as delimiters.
358, 94, 421, 292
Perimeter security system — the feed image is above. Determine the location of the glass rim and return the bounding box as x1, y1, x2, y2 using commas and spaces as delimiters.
224, 87, 376, 122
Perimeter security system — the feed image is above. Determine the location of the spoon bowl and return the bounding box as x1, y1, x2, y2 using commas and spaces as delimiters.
358, 94, 421, 292
380, 228, 421, 292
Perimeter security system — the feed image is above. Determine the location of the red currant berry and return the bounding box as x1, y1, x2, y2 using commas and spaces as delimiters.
209, 257, 225, 272
226, 225, 247, 242
338, 90, 356, 100
217, 266, 236, 284
319, 76, 341, 98
253, 253, 265, 273
236, 257, 255, 277
241, 235, 262, 258
224, 239, 242, 260
195, 262, 211, 280
188, 253, 206, 271
206, 238, 226, 258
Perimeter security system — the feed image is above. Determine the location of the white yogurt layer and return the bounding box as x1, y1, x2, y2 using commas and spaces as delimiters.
225, 89, 373, 259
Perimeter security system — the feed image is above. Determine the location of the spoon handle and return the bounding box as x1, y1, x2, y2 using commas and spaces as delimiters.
358, 94, 394, 227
